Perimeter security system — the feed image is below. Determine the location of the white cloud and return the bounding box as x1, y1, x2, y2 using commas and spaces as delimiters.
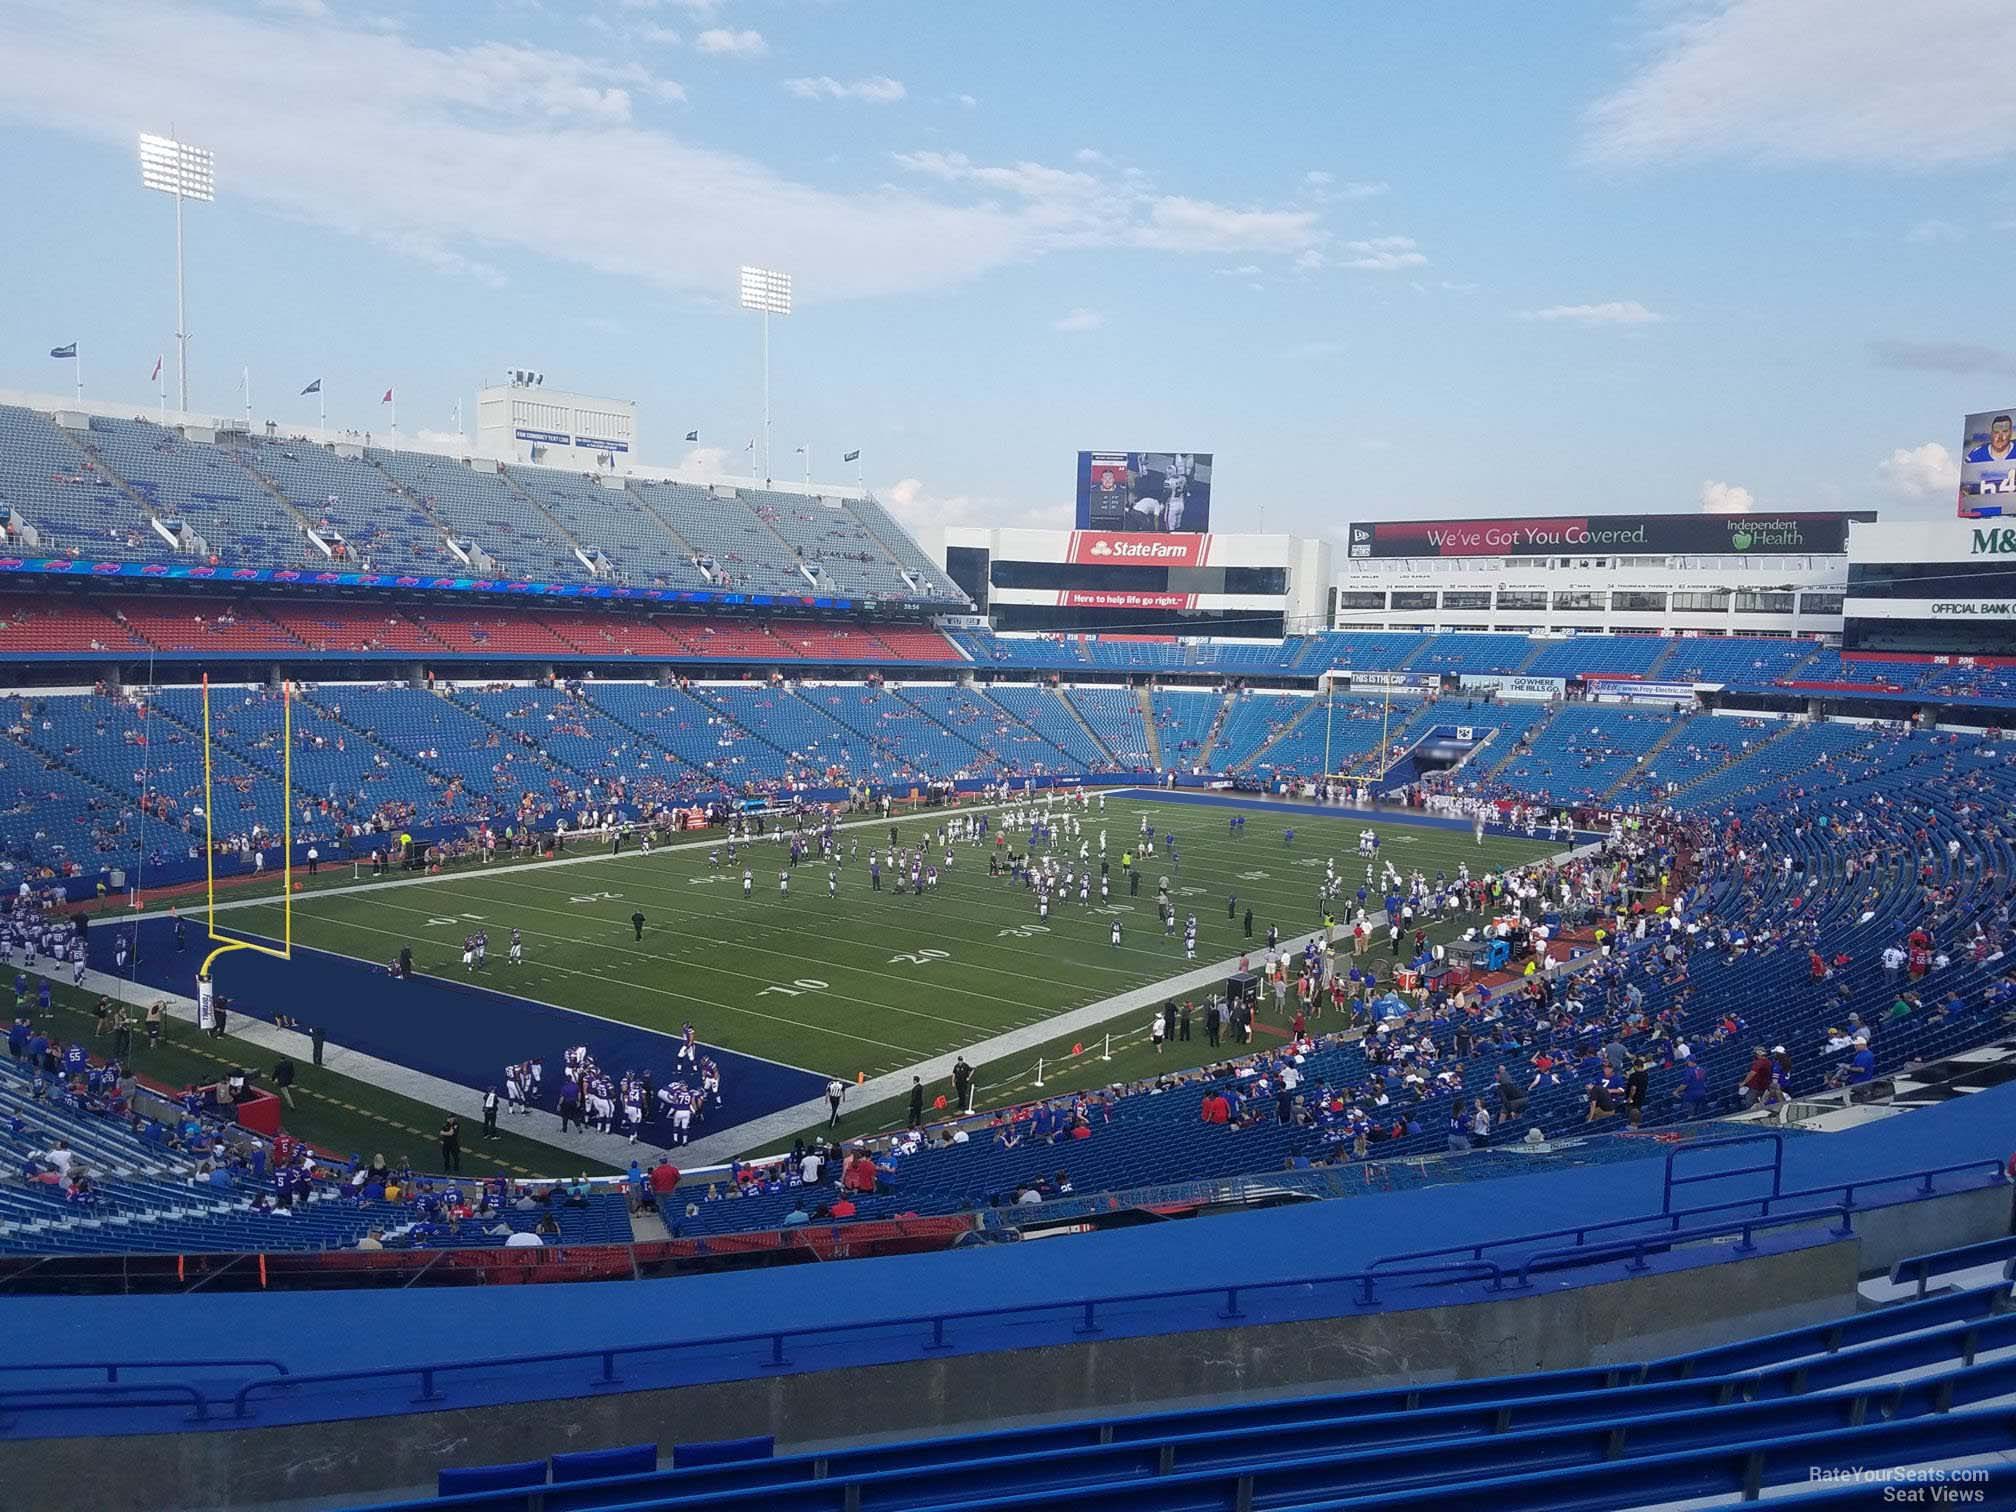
1051, 307, 1105, 332
1906, 217, 1965, 243
693, 27, 764, 56
679, 445, 732, 480
1302, 170, 1388, 201
0, 1, 1111, 302
375, 231, 508, 288
1521, 300, 1665, 325
1215, 264, 1263, 277
1869, 339, 2012, 374
1133, 196, 1322, 252
881, 476, 1069, 546
892, 149, 1102, 201
891, 151, 1322, 255
636, 24, 680, 46
258, 0, 326, 15
1586, 1, 2016, 168
955, 92, 977, 109
1294, 249, 1325, 271
1699, 480, 1756, 514
785, 75, 906, 103
1879, 441, 1960, 499
1075, 147, 1111, 166
0, 1, 1334, 305
1338, 235, 1426, 271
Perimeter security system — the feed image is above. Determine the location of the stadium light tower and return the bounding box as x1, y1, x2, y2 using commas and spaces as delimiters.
738, 265, 792, 482
138, 131, 215, 413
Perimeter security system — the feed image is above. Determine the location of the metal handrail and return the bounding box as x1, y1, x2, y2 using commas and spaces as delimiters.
217, 1200, 1879, 1421
1514, 1205, 1857, 1289
0, 1381, 213, 1423
1369, 1159, 2007, 1271
1663, 1131, 1785, 1214
225, 1258, 1509, 1421
0, 1357, 288, 1384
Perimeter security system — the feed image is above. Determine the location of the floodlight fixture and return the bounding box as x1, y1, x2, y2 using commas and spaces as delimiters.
738, 265, 793, 478
138, 132, 215, 411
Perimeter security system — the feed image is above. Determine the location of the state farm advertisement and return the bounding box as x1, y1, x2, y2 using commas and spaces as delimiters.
1057, 590, 1197, 610
1064, 531, 1214, 567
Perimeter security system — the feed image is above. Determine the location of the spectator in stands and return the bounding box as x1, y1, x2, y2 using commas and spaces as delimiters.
1738, 1047, 1774, 1110
648, 1156, 680, 1202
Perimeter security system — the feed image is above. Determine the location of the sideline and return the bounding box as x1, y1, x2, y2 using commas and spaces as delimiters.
20, 958, 669, 1168
672, 829, 1603, 1165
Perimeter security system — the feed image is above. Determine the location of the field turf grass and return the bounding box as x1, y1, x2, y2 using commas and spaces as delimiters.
201, 796, 1560, 1136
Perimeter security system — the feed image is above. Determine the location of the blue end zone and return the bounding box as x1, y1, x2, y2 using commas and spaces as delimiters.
84, 917, 829, 1137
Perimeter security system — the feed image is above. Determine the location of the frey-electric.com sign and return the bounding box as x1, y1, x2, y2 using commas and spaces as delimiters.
1064, 531, 1215, 567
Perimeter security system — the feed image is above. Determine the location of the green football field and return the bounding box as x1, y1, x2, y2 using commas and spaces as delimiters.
205, 795, 1562, 1099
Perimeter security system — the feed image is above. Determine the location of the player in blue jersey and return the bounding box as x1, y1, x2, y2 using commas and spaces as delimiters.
1967, 415, 2015, 465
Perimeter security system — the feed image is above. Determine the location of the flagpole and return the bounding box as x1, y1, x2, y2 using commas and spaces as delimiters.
157, 360, 166, 421
74, 346, 82, 403
319, 386, 326, 437
242, 366, 252, 430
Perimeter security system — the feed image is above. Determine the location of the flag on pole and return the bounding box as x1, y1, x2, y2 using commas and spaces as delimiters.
380, 388, 393, 403
843, 449, 860, 463
685, 430, 699, 442
301, 378, 321, 395
151, 355, 163, 381
50, 343, 76, 359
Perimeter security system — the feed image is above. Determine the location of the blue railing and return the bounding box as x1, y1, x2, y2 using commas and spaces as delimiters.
1662, 1129, 1785, 1213
0, 1201, 1878, 1433
1368, 1157, 2007, 1273
6, 1159, 2002, 1433
223, 1257, 1511, 1423
0, 1357, 288, 1384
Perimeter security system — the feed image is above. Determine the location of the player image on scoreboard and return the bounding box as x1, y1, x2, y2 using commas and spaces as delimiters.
1959, 406, 2016, 517
1075, 451, 1213, 533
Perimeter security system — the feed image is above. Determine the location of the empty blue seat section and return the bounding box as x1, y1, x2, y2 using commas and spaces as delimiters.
354, 1287, 2016, 1512
982, 686, 1110, 770
0, 400, 960, 603
1519, 635, 1669, 679
671, 1436, 774, 1469
1058, 688, 1152, 768
437, 1461, 546, 1497
552, 1444, 659, 1482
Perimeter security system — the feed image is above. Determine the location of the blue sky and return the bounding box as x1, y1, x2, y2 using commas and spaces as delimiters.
0, 0, 2010, 544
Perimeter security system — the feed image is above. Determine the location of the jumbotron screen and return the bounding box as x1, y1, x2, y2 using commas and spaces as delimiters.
1075, 451, 1213, 533
1959, 406, 2016, 517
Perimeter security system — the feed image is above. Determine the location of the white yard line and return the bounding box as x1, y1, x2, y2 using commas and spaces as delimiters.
673, 827, 1604, 1163
70, 790, 1586, 1170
